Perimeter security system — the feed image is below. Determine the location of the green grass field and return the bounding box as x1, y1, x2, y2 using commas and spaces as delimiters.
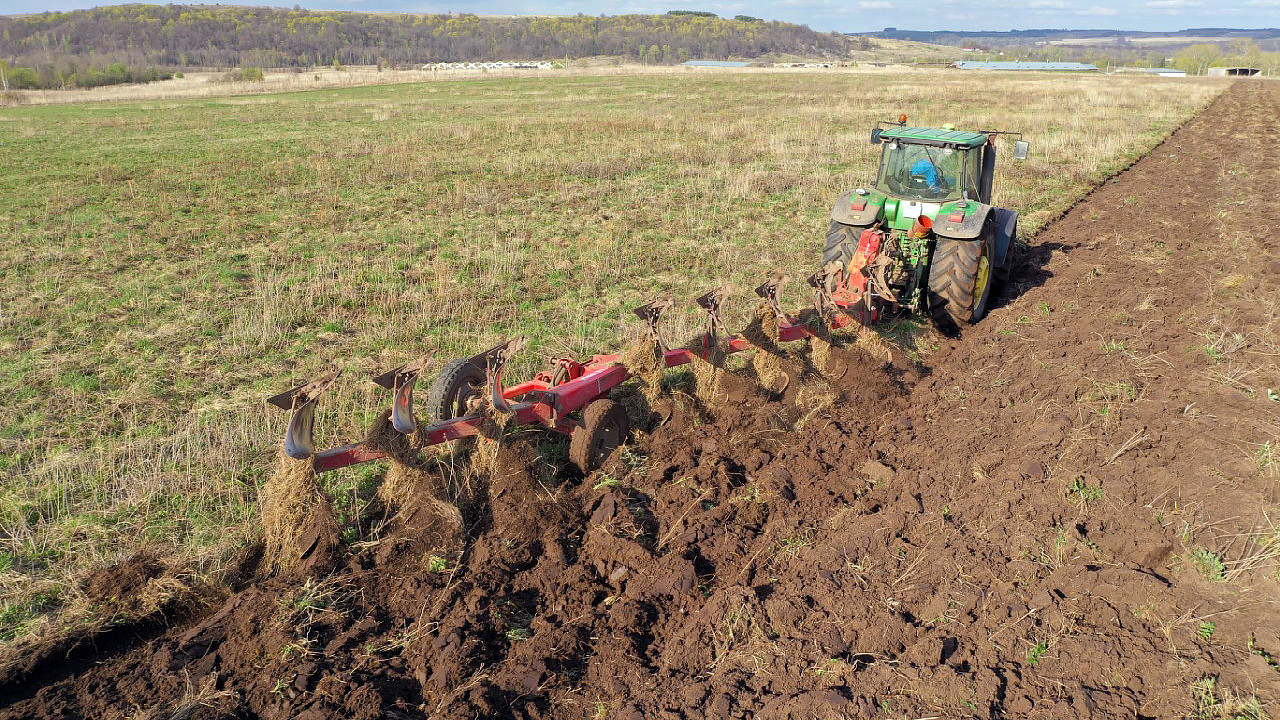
0, 70, 1222, 641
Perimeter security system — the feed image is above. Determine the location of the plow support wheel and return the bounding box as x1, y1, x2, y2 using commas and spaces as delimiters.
570, 399, 630, 473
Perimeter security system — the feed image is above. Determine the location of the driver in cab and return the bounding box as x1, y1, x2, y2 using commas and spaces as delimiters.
909, 157, 947, 192
903, 146, 960, 196
882, 142, 962, 200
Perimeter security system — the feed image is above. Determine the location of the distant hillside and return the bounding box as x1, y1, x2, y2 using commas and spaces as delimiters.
0, 4, 852, 70
846, 26, 1280, 73
859, 27, 1280, 50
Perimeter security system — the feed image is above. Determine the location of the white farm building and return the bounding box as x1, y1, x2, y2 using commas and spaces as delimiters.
423, 62, 555, 71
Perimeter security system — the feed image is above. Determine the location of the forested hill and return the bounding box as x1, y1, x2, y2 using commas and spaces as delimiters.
0, 5, 852, 68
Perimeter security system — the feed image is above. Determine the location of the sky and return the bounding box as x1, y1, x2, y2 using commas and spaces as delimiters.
2, 0, 1278, 33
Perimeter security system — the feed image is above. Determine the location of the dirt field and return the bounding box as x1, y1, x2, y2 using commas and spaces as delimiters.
3, 80, 1278, 719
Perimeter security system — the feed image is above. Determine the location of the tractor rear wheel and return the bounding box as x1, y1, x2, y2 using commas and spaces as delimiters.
570, 399, 630, 473
993, 215, 1017, 292
927, 235, 995, 329
823, 220, 859, 271
425, 358, 485, 423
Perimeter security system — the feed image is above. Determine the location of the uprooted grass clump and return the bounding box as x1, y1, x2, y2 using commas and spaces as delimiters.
738, 304, 853, 419
687, 341, 733, 401
260, 451, 341, 576
619, 337, 667, 402
740, 305, 791, 395
379, 456, 465, 564
362, 411, 469, 567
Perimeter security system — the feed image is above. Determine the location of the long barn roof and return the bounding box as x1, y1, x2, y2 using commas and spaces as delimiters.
681, 60, 751, 67
954, 61, 1098, 71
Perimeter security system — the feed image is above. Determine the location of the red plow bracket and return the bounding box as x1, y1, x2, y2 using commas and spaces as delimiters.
370, 354, 432, 434
806, 262, 842, 326
754, 272, 789, 321
632, 298, 673, 352
264, 371, 342, 460
476, 339, 525, 415
694, 286, 731, 348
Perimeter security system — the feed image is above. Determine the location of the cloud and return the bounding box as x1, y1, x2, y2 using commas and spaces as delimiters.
1243, 0, 1280, 5
1145, 0, 1202, 6
1072, 5, 1119, 13
857, 1, 893, 7
1026, 0, 1067, 7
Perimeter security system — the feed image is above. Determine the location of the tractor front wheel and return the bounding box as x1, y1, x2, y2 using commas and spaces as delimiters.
927, 235, 995, 329
570, 399, 630, 473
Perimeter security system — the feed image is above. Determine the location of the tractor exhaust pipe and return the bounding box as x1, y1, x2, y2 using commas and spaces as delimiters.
909, 215, 933, 239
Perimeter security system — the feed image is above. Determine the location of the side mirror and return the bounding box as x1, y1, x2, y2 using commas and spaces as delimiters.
871, 128, 882, 145
1013, 140, 1029, 160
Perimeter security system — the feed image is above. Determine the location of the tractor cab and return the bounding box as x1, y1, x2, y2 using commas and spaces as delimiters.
871, 125, 996, 205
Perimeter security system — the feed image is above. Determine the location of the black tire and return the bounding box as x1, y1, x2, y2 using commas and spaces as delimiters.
425, 358, 485, 423
927, 235, 996, 328
994, 239, 1013, 291
823, 220, 860, 271
570, 399, 630, 473
992, 212, 1018, 292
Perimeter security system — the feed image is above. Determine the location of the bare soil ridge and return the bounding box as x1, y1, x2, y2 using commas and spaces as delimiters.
2, 80, 1278, 719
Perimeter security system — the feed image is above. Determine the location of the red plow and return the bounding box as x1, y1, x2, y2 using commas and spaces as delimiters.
267, 268, 875, 474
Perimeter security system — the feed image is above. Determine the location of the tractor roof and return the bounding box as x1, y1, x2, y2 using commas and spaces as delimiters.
879, 126, 987, 147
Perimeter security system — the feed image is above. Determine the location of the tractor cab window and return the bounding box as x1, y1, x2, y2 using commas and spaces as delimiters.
963, 148, 982, 200
877, 142, 966, 201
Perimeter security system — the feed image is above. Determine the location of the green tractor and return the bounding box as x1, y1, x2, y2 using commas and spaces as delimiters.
821, 118, 1029, 330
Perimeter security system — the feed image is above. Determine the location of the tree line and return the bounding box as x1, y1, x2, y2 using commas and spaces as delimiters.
0, 4, 851, 89
0, 59, 171, 89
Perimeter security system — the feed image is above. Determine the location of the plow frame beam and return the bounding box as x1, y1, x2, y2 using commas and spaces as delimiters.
303, 300, 863, 473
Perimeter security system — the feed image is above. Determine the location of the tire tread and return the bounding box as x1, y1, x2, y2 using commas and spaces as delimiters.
425, 358, 484, 423
927, 237, 988, 326
824, 220, 860, 270
569, 400, 630, 473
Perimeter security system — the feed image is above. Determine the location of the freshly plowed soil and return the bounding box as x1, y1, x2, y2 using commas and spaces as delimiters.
6, 81, 1280, 719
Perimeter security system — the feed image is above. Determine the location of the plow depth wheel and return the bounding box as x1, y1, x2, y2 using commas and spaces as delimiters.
570, 399, 630, 473
426, 358, 485, 422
